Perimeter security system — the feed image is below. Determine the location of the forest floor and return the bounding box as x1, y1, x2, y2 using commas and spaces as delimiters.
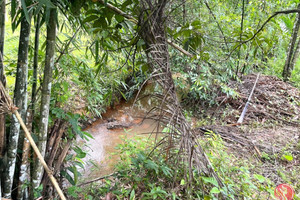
194, 74, 299, 194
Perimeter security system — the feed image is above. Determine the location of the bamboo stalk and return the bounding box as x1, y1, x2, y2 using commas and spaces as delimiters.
17, 137, 30, 200
0, 81, 66, 200
13, 111, 67, 200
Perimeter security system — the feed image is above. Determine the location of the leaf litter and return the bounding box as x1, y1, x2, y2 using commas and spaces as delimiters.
195, 73, 299, 188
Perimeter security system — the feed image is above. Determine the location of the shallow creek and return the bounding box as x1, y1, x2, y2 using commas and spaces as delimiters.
79, 86, 161, 181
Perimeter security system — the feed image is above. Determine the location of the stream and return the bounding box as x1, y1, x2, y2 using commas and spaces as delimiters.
78, 84, 161, 181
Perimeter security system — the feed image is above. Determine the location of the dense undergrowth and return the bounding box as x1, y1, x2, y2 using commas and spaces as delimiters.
67, 132, 295, 199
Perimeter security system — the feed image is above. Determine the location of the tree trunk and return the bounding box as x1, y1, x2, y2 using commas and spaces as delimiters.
31, 13, 41, 128
32, 5, 57, 189
237, 0, 245, 76
42, 120, 67, 198
3, 12, 31, 198
291, 35, 300, 74
15, 15, 41, 200
0, 0, 6, 158
0, 1, 6, 198
283, 4, 300, 81
139, 0, 224, 196
0, 0, 5, 78
24, 14, 41, 199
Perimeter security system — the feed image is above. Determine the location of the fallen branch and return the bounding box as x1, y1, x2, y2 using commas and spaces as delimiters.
0, 82, 66, 200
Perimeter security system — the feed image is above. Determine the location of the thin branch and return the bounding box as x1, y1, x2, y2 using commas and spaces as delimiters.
225, 9, 300, 60
204, 0, 229, 51
97, 0, 138, 23
237, 0, 245, 75
77, 170, 130, 187
98, 39, 137, 75
55, 27, 80, 64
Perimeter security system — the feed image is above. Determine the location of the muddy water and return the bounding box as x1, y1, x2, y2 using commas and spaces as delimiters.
79, 84, 161, 180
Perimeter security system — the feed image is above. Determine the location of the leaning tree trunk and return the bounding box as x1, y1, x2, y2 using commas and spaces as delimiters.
283, 4, 300, 81
0, 0, 6, 198
138, 0, 224, 197
32, 4, 57, 189
3, 11, 32, 198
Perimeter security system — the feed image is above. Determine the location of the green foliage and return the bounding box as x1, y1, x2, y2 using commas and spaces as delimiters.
171, 20, 204, 51
67, 134, 280, 199
61, 142, 88, 186
199, 132, 276, 199
4, 0, 300, 198
171, 53, 238, 107
281, 153, 294, 162
33, 184, 43, 199
142, 186, 168, 199
50, 27, 133, 117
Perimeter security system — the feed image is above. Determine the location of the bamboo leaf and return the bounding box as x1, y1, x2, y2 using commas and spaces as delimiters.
21, 0, 30, 23
62, 171, 75, 185
11, 0, 17, 31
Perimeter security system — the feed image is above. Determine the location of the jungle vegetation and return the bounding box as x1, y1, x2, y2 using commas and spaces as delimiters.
0, 0, 299, 199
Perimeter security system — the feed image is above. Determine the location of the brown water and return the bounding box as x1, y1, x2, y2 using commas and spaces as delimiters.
79, 85, 162, 180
